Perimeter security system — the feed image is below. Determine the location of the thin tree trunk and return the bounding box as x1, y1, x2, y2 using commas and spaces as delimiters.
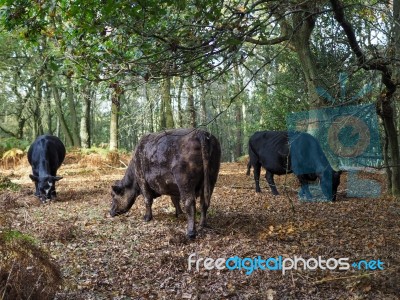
187, 75, 196, 127
32, 78, 44, 138
109, 83, 123, 151
159, 81, 166, 129
177, 77, 184, 127
162, 77, 174, 129
80, 83, 91, 148
52, 85, 73, 146
10, 72, 30, 139
234, 65, 243, 159
42, 84, 52, 134
144, 82, 154, 132
199, 81, 207, 126
66, 72, 81, 147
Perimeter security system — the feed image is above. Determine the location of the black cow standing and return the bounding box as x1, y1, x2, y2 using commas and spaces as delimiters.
28, 135, 66, 203
247, 131, 341, 201
110, 128, 221, 239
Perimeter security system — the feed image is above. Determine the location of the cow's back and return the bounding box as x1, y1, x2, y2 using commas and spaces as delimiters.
28, 135, 66, 171
248, 131, 290, 174
134, 129, 220, 197
289, 132, 330, 175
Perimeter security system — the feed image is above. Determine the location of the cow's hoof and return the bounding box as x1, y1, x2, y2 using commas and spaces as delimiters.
143, 215, 152, 222
187, 231, 196, 239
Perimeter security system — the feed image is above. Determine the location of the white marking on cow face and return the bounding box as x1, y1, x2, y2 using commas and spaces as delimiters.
44, 181, 53, 197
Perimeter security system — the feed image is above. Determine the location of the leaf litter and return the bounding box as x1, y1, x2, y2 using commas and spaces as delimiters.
1, 158, 399, 299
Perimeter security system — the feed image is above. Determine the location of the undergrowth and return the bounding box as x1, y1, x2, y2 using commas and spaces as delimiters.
0, 194, 62, 299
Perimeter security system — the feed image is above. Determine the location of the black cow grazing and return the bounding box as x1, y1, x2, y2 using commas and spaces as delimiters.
28, 135, 66, 203
110, 128, 221, 239
247, 131, 341, 201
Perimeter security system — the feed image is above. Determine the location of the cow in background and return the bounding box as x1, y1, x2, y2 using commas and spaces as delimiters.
247, 131, 341, 201
28, 135, 66, 203
110, 128, 221, 239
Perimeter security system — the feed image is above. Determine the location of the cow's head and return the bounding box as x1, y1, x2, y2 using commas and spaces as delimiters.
110, 180, 140, 217
29, 175, 63, 203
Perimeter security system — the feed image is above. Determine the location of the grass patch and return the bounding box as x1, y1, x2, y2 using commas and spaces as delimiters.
0, 176, 20, 191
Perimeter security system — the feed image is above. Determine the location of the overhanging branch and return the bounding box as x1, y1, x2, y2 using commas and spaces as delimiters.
330, 0, 396, 95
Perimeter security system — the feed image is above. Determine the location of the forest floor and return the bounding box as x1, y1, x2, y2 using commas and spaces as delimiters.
1, 153, 399, 300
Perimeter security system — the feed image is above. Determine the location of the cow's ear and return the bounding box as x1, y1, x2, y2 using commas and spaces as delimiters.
112, 185, 123, 195
29, 174, 38, 182
53, 176, 63, 181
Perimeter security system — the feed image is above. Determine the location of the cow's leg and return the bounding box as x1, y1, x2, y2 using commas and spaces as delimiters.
34, 181, 39, 197
144, 197, 154, 222
297, 176, 313, 200
266, 172, 279, 195
31, 172, 39, 196
171, 196, 183, 217
299, 183, 313, 200
253, 162, 262, 192
184, 193, 197, 239
246, 161, 251, 176
320, 177, 333, 201
199, 190, 209, 228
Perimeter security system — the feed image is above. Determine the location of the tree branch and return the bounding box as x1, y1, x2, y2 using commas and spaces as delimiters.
0, 124, 18, 138
330, 0, 396, 95
244, 35, 289, 45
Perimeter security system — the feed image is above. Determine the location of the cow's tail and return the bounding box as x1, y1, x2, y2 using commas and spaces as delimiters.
199, 130, 211, 207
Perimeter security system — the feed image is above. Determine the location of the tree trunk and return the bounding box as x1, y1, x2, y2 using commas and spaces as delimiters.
144, 82, 154, 132
389, 0, 400, 196
177, 77, 184, 127
378, 93, 400, 196
199, 81, 207, 126
66, 73, 81, 147
52, 85, 73, 146
80, 83, 91, 148
109, 83, 123, 151
290, 8, 322, 107
187, 75, 196, 127
32, 78, 44, 139
234, 65, 243, 159
8, 72, 30, 139
42, 84, 52, 134
162, 77, 174, 129
382, 124, 393, 191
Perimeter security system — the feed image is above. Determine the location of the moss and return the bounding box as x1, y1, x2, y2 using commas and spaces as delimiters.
2, 230, 36, 245
0, 176, 20, 191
